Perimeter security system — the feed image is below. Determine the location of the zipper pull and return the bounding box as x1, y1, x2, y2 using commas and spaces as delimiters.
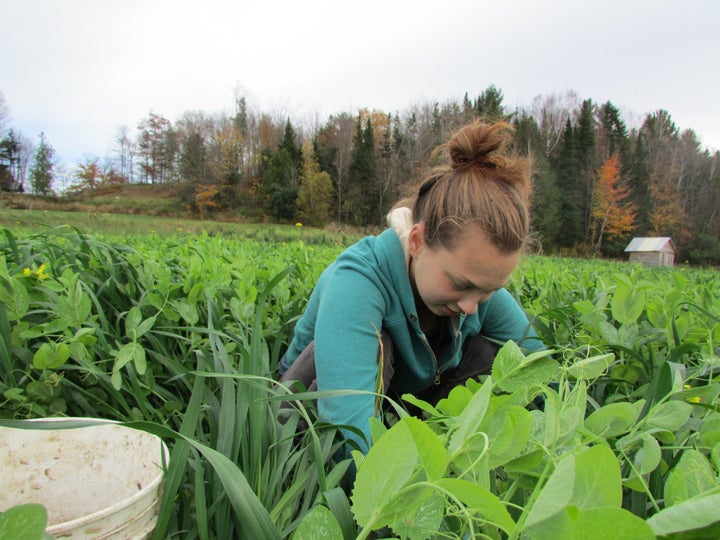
434, 370, 441, 385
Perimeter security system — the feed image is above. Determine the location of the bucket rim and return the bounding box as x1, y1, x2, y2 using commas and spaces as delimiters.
3, 417, 170, 534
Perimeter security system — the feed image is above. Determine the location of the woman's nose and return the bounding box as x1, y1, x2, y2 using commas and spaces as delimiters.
457, 297, 479, 316
458, 291, 493, 315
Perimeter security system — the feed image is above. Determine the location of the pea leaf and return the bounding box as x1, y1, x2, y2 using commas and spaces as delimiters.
482, 405, 532, 468
526, 507, 655, 540
435, 478, 515, 534
565, 353, 614, 380
644, 400, 693, 432
664, 449, 718, 507
351, 417, 445, 528
33, 342, 70, 370
611, 280, 645, 325
292, 505, 343, 540
525, 445, 622, 530
634, 432, 661, 475
573, 444, 622, 509
0, 503, 48, 540
647, 493, 720, 536
584, 402, 639, 438
491, 341, 559, 394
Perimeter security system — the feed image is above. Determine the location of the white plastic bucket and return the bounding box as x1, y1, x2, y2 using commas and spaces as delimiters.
0, 418, 169, 539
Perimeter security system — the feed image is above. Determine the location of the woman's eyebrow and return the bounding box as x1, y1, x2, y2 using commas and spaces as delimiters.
449, 272, 508, 291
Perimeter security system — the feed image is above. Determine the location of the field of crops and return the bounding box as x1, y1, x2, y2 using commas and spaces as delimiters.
1, 211, 719, 539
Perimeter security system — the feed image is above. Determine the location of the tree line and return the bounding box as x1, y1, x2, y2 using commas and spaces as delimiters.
1, 86, 719, 264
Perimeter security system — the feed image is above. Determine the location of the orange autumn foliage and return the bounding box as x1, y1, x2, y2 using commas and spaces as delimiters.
194, 183, 220, 219
591, 155, 636, 249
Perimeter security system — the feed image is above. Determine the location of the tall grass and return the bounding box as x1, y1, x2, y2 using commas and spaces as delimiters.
0, 225, 351, 538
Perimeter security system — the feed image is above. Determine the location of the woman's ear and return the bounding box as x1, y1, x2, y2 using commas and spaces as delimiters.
407, 223, 425, 257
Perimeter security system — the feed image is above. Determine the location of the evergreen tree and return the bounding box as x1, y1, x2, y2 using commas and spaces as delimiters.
597, 101, 629, 161
513, 114, 562, 250
627, 133, 653, 234
0, 129, 21, 191
431, 103, 443, 150
29, 132, 55, 195
461, 92, 475, 123
180, 132, 208, 186
475, 85, 507, 122
552, 119, 583, 247
348, 116, 379, 225
258, 118, 302, 220
575, 99, 597, 242
179, 131, 208, 205
261, 148, 298, 220
279, 118, 302, 173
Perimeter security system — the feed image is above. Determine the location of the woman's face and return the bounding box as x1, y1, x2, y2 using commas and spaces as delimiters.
407, 223, 520, 317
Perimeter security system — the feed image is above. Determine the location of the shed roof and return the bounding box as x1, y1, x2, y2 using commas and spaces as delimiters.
624, 237, 675, 253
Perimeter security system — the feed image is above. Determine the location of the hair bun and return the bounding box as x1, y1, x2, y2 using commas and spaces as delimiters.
449, 148, 470, 168
448, 124, 506, 171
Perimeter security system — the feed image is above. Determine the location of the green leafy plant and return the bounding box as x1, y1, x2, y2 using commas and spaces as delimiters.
0, 504, 52, 540
2, 222, 719, 538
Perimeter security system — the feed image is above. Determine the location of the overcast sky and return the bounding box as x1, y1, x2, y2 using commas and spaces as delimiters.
1, 0, 718, 171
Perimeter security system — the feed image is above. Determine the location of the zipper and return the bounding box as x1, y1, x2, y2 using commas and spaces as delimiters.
418, 316, 462, 387
421, 322, 462, 386
420, 334, 442, 385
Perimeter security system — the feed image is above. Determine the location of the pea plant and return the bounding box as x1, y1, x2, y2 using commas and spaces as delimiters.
296, 341, 720, 539
1, 223, 719, 539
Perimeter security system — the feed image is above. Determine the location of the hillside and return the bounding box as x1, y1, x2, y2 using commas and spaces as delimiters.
2, 183, 207, 220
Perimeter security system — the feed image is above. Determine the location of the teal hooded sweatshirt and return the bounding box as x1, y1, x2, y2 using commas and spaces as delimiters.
284, 212, 541, 454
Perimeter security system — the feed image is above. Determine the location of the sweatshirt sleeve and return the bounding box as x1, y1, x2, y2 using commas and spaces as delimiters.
312, 264, 388, 455
477, 288, 544, 352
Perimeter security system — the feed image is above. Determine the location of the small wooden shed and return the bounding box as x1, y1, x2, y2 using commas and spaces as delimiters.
624, 237, 676, 266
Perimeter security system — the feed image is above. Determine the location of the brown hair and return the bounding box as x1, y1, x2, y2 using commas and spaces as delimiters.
404, 121, 532, 254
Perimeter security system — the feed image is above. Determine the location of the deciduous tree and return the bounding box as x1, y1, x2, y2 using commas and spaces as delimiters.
591, 155, 636, 253
74, 157, 101, 191
137, 112, 173, 183
194, 183, 220, 220
641, 110, 688, 243
114, 125, 134, 182
0, 90, 8, 132
315, 112, 355, 222
297, 140, 333, 226
529, 90, 580, 157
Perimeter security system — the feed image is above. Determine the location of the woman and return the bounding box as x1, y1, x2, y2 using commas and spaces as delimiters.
279, 120, 543, 456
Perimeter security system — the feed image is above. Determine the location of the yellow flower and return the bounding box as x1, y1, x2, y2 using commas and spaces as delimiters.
35, 263, 50, 281
688, 396, 701, 404
23, 267, 32, 276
